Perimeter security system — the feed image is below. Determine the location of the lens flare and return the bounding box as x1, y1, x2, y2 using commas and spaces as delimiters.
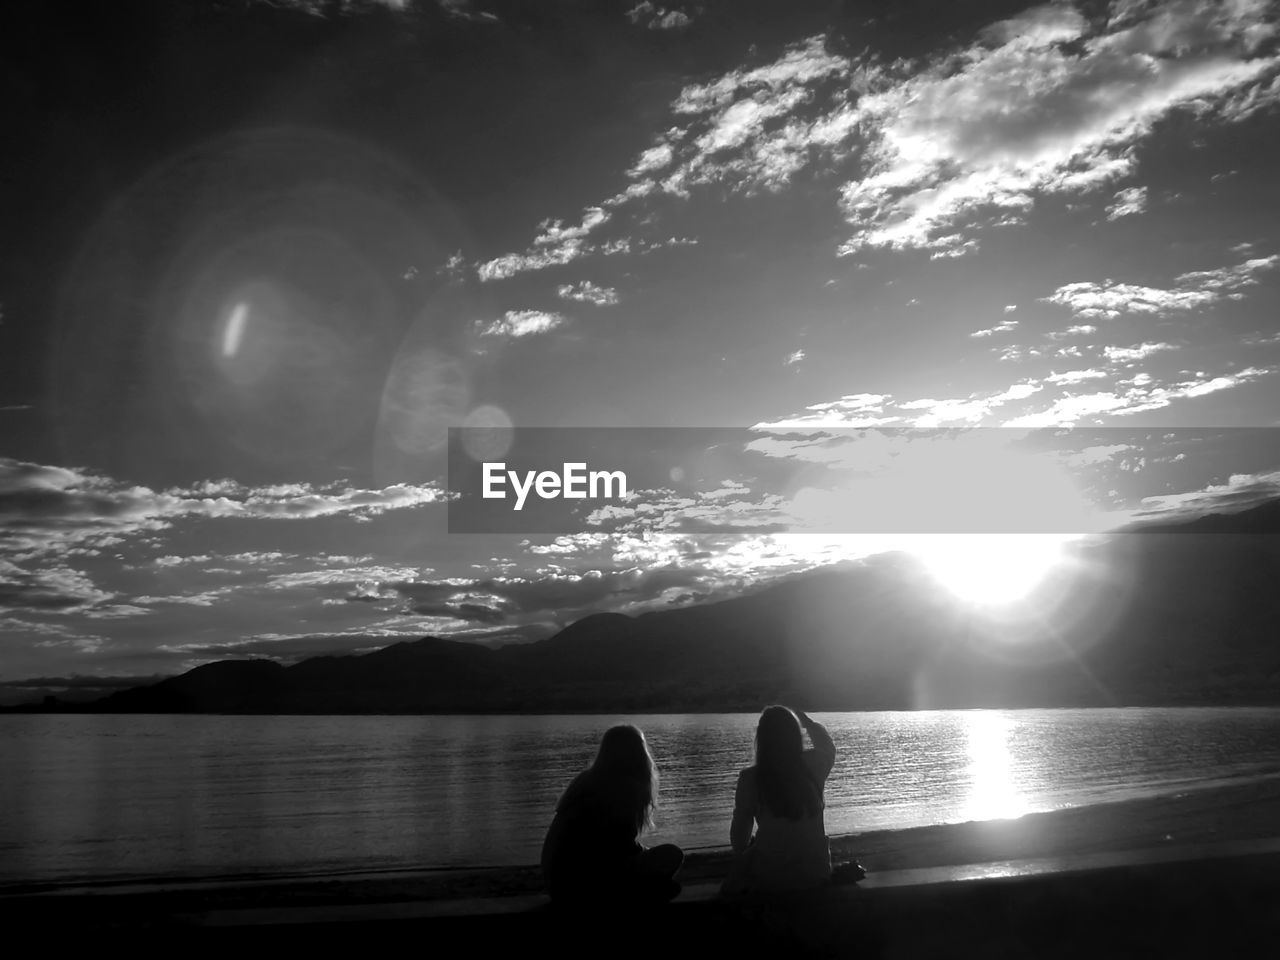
51, 126, 471, 478
221, 302, 249, 358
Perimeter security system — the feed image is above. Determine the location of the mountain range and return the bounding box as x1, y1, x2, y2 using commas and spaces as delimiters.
11, 503, 1280, 713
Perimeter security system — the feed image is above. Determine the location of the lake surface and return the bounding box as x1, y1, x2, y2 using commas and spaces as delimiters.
3, 708, 1279, 886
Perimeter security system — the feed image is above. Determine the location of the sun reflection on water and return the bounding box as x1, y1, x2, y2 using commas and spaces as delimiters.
961, 710, 1031, 821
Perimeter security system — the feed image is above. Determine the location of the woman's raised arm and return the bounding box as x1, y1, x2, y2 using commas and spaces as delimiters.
796, 709, 836, 778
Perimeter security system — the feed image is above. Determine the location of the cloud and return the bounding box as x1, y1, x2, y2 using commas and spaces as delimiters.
380, 565, 719, 624
472, 2, 1279, 283
1004, 392, 1130, 425
477, 208, 613, 281
1213, 69, 1280, 122
761, 342, 1270, 434
754, 393, 900, 429
1004, 366, 1270, 426
752, 378, 1054, 432
436, 250, 468, 280
479, 310, 567, 338
0, 673, 161, 692
628, 144, 675, 179
1059, 443, 1135, 467
0, 458, 442, 560
476, 211, 692, 283
583, 483, 794, 538
273, 565, 423, 588
1102, 341, 1179, 363
1047, 324, 1099, 339
557, 281, 620, 306
84, 604, 153, 619
970, 319, 1019, 338
1105, 185, 1148, 220
474, 35, 859, 282
1046, 368, 1110, 384
154, 554, 214, 567
626, 2, 692, 31
896, 381, 1042, 427
1131, 469, 1280, 521
838, 0, 1279, 254
1175, 254, 1280, 294
436, 0, 500, 25
1043, 255, 1278, 319
656, 35, 863, 197
757, 384, 1043, 430
0, 560, 113, 613
134, 590, 235, 608
721, 428, 1119, 536
478, 247, 583, 283
162, 632, 410, 663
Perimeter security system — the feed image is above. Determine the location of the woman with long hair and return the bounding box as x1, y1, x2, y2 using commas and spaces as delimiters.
721, 705, 836, 897
541, 724, 684, 906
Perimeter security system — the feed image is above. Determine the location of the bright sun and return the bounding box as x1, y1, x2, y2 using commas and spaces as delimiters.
912, 534, 1071, 606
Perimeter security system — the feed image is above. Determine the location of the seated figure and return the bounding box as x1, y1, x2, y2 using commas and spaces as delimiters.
722, 706, 836, 897
542, 724, 684, 908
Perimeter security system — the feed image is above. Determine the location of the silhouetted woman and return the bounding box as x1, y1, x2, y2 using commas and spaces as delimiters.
541, 724, 684, 907
722, 705, 836, 897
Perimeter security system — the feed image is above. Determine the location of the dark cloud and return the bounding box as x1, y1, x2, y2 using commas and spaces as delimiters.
0, 674, 163, 691
1131, 470, 1280, 522
0, 562, 112, 612
0, 457, 441, 560
388, 564, 716, 623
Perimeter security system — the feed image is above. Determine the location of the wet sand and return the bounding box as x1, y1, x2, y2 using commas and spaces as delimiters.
833, 774, 1280, 873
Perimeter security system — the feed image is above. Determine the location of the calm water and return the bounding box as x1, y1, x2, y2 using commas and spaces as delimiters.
2, 708, 1279, 886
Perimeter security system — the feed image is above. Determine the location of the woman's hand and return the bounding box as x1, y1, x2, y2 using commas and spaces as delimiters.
796, 709, 836, 775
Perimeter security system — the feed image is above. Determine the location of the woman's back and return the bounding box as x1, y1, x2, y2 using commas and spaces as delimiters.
726, 708, 836, 894
542, 770, 644, 887
541, 725, 684, 906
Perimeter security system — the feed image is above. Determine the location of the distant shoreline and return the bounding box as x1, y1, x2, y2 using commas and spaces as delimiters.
7, 699, 1280, 715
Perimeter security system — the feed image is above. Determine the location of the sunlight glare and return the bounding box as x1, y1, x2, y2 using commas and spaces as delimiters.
962, 710, 1030, 822
913, 534, 1071, 606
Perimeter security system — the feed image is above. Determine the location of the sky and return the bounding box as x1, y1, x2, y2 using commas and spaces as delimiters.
2, 0, 1280, 699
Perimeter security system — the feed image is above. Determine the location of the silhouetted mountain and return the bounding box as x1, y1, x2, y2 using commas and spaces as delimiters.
14, 502, 1280, 714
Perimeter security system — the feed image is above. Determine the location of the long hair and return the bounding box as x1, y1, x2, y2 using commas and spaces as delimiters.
557, 724, 658, 833
754, 705, 822, 820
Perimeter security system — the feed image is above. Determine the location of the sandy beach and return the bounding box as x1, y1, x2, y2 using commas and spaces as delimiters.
833, 774, 1280, 874
6, 775, 1279, 956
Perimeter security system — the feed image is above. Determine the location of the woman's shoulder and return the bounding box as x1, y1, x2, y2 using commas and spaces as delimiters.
561, 767, 593, 792
557, 769, 601, 810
